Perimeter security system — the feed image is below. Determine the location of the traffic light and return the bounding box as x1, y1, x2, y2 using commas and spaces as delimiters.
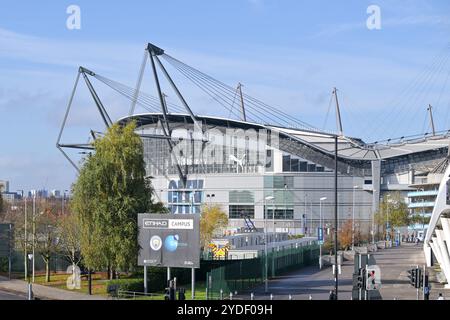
407, 268, 422, 288
407, 268, 416, 287
164, 280, 176, 300
416, 268, 422, 289
357, 268, 366, 289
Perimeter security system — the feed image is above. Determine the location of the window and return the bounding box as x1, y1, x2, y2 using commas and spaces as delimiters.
299, 161, 308, 172
307, 164, 316, 172
282, 155, 291, 172
291, 159, 299, 172
364, 180, 372, 185
263, 207, 294, 219
229, 190, 254, 203
229, 205, 255, 219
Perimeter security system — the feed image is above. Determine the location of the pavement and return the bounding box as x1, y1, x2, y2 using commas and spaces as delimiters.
0, 289, 25, 300
235, 256, 354, 300
0, 276, 108, 300
236, 242, 450, 300
374, 243, 449, 300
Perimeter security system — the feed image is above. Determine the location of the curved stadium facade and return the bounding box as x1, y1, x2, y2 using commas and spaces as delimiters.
57, 43, 450, 287
118, 112, 450, 236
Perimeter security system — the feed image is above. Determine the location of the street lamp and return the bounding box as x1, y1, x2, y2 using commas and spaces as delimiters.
264, 195, 274, 294
27, 253, 33, 300
62, 189, 69, 215
384, 193, 392, 245
352, 186, 359, 250
304, 193, 308, 236
17, 190, 27, 280
32, 194, 36, 283
319, 197, 327, 270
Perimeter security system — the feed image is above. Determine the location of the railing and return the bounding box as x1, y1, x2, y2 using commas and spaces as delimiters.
116, 290, 165, 300
408, 201, 436, 208
407, 190, 438, 197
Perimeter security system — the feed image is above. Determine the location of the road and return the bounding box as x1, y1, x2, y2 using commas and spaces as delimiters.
374, 243, 448, 300
236, 257, 354, 300
0, 289, 25, 300
236, 242, 447, 300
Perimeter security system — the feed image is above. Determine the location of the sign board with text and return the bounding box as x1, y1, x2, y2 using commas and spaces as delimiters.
138, 213, 200, 268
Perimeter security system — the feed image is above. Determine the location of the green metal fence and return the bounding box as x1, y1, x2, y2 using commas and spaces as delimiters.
206, 244, 319, 299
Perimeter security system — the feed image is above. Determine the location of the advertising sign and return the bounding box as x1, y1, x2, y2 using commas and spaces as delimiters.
138, 213, 200, 268
318, 227, 324, 244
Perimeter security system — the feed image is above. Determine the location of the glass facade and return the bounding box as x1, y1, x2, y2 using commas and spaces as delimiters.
167, 179, 204, 214
229, 205, 255, 219
263, 207, 294, 220
282, 154, 329, 173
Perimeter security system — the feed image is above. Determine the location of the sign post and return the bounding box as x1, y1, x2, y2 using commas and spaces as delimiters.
138, 214, 200, 297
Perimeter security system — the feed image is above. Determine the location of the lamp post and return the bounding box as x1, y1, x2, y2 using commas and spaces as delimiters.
319, 197, 327, 270
264, 195, 274, 294
304, 193, 308, 236
352, 186, 359, 250
32, 194, 36, 283
17, 190, 27, 280
419, 188, 425, 241
62, 189, 69, 215
371, 189, 376, 244
385, 194, 391, 244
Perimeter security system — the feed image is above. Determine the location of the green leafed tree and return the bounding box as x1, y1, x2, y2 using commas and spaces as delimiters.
374, 191, 409, 240
71, 121, 165, 279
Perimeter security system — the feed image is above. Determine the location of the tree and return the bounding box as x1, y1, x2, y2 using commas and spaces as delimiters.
71, 121, 162, 279
338, 220, 356, 250
199, 204, 228, 249
34, 198, 61, 282
374, 192, 409, 240
58, 210, 81, 271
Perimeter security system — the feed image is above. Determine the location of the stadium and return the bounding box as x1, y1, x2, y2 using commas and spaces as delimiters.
58, 43, 450, 246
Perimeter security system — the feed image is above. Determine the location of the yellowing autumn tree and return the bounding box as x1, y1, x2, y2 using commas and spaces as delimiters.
199, 204, 228, 249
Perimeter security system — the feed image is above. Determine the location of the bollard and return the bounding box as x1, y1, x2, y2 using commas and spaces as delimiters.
28, 283, 33, 300
229, 292, 233, 300
270, 293, 273, 300
288, 294, 292, 300
250, 293, 254, 300
220, 289, 223, 300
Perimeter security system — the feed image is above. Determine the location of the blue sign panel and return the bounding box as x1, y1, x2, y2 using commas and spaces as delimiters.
318, 227, 324, 244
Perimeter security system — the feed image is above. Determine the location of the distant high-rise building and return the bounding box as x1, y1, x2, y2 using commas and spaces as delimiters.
29, 189, 49, 198
0, 180, 9, 193
51, 189, 61, 198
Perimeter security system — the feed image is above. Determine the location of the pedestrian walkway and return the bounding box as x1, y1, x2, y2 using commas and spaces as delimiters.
234, 242, 450, 300
235, 258, 354, 300
373, 243, 450, 300
0, 276, 108, 300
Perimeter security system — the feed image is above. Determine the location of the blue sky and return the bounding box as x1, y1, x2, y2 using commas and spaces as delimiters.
1, 0, 450, 192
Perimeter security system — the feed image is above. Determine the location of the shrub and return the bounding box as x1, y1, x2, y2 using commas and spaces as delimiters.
107, 278, 143, 292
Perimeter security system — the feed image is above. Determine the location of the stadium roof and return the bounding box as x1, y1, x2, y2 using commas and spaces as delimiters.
120, 112, 450, 162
